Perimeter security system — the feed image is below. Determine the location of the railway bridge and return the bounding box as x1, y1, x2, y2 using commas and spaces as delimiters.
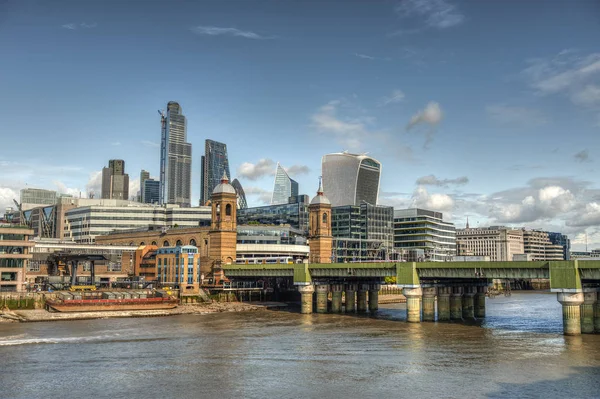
223, 260, 600, 335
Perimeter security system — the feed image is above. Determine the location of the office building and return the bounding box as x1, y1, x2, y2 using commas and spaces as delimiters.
271, 162, 299, 205
231, 178, 248, 209
101, 159, 130, 200
331, 203, 394, 262
20, 188, 58, 208
160, 101, 192, 207
0, 224, 34, 292
237, 195, 310, 234
139, 170, 150, 202
393, 208, 456, 262
156, 245, 201, 293
456, 226, 524, 261
548, 232, 571, 260
143, 179, 160, 204
522, 230, 564, 261
322, 152, 381, 207
200, 139, 230, 206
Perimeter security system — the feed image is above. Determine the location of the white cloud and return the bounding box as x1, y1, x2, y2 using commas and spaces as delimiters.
191, 26, 270, 39
380, 89, 405, 106
571, 85, 600, 107
62, 23, 77, 30
568, 202, 600, 227
412, 186, 454, 212
395, 0, 465, 29
416, 175, 468, 187
486, 104, 547, 127
406, 101, 443, 148
0, 187, 19, 215
85, 171, 103, 198
129, 178, 140, 200
52, 181, 82, 197
238, 159, 276, 181
354, 53, 391, 61
141, 140, 160, 148
111, 141, 121, 146
286, 165, 310, 177
62, 22, 97, 30
243, 186, 272, 205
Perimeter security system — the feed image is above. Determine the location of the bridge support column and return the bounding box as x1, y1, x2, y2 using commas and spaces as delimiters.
368, 284, 380, 312
557, 292, 584, 335
298, 285, 314, 314
475, 286, 487, 318
357, 284, 369, 313
403, 287, 422, 323
462, 286, 476, 320
595, 292, 600, 333
437, 287, 451, 321
581, 290, 597, 334
345, 284, 356, 313
316, 284, 329, 314
331, 284, 343, 313
422, 287, 436, 322
450, 287, 463, 321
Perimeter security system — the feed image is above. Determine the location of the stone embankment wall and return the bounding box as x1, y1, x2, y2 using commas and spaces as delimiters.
0, 292, 57, 310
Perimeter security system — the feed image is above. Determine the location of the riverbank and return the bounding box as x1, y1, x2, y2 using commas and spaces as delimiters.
0, 301, 287, 323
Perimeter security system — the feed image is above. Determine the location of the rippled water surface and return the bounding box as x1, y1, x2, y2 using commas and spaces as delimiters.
1, 292, 599, 399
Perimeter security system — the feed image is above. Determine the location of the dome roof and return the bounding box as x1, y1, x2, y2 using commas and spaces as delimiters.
310, 180, 331, 205
212, 172, 237, 195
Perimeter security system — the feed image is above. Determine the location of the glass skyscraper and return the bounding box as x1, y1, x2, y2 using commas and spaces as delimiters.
200, 139, 230, 206
231, 178, 248, 209
322, 152, 381, 207
271, 162, 299, 205
159, 101, 192, 207
143, 179, 160, 205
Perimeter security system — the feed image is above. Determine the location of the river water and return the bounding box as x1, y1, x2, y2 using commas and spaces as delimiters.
1, 292, 599, 399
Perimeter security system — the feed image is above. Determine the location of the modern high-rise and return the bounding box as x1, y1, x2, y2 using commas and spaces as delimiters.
20, 188, 58, 208
139, 170, 150, 202
522, 230, 564, 261
160, 101, 192, 207
200, 139, 230, 206
456, 226, 524, 261
322, 152, 381, 207
143, 179, 160, 204
548, 232, 571, 260
101, 159, 129, 200
271, 163, 299, 205
231, 178, 248, 209
393, 208, 456, 262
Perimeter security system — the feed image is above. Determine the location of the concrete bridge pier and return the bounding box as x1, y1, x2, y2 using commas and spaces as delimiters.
357, 284, 369, 313
403, 287, 422, 323
557, 292, 584, 335
298, 285, 315, 314
316, 284, 329, 314
437, 287, 451, 321
595, 292, 600, 333
368, 284, 380, 312
450, 287, 464, 321
422, 287, 437, 322
462, 286, 476, 320
345, 284, 357, 313
475, 286, 487, 318
331, 284, 343, 313
581, 290, 597, 334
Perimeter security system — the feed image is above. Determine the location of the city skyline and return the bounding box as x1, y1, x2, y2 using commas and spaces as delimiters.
1, 1, 599, 250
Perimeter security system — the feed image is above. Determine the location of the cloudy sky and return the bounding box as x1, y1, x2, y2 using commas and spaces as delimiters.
1, 0, 599, 249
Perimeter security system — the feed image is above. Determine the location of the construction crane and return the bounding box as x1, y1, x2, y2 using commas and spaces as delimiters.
158, 109, 167, 205
12, 199, 24, 225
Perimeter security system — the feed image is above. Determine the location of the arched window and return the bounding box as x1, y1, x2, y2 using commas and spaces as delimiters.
216, 203, 221, 221
139, 242, 145, 246
176, 239, 182, 246
225, 203, 232, 216
151, 241, 157, 246
163, 240, 170, 247
189, 239, 197, 246
129, 242, 134, 246
322, 212, 328, 224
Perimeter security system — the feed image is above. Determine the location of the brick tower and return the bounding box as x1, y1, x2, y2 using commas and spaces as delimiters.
309, 179, 333, 263
209, 172, 237, 281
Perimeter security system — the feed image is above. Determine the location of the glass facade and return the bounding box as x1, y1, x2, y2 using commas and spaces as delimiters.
394, 208, 456, 262
271, 163, 299, 205
160, 102, 192, 207
143, 179, 160, 204
200, 139, 230, 206
237, 196, 309, 235
231, 179, 248, 209
548, 232, 571, 260
237, 226, 307, 245
20, 188, 58, 206
322, 153, 381, 207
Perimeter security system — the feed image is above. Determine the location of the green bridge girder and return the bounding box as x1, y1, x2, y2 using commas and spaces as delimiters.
222, 260, 600, 290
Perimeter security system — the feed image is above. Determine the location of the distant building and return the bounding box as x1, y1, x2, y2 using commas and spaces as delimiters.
548, 232, 571, 260
456, 226, 524, 262
522, 230, 564, 261
0, 224, 34, 292
322, 152, 381, 207
160, 101, 192, 207
139, 170, 150, 202
101, 159, 130, 200
143, 179, 160, 204
200, 139, 230, 206
393, 208, 456, 262
231, 178, 248, 209
237, 195, 310, 234
271, 162, 299, 205
156, 245, 201, 293
20, 188, 59, 208
331, 203, 394, 262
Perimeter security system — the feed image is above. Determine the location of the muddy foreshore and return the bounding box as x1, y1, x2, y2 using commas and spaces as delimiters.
0, 302, 287, 323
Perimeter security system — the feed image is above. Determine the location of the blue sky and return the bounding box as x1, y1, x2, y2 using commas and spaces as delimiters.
1, 0, 600, 249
